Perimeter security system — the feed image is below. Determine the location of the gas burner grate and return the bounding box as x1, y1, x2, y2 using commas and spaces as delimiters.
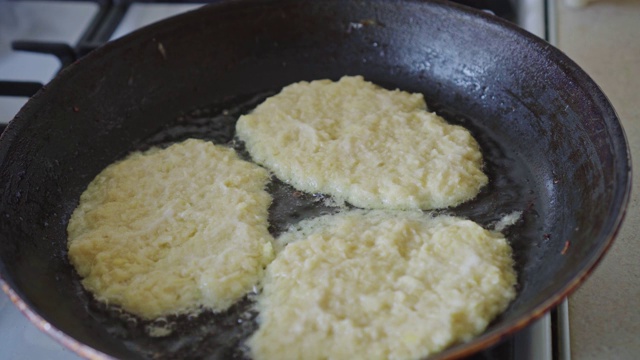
0, 0, 210, 98
1, 0, 129, 98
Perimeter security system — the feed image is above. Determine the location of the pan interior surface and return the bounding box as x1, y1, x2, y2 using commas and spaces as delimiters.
0, 1, 629, 359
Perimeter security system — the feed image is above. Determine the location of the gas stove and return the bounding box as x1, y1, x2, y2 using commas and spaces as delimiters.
0, 1, 569, 359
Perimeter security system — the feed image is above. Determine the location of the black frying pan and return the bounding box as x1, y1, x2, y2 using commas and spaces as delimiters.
0, 1, 631, 359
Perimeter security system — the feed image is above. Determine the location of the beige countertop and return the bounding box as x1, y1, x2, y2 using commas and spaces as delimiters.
554, 1, 640, 359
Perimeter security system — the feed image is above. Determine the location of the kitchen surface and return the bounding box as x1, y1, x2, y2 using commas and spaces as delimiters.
0, 1, 638, 359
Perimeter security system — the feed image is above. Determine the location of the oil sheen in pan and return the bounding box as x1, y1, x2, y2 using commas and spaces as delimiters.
73, 91, 542, 360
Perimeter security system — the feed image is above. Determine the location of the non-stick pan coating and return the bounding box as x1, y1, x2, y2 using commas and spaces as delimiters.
0, 1, 630, 359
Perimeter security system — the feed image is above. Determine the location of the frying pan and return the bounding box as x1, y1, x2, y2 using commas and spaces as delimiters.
0, 0, 631, 359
